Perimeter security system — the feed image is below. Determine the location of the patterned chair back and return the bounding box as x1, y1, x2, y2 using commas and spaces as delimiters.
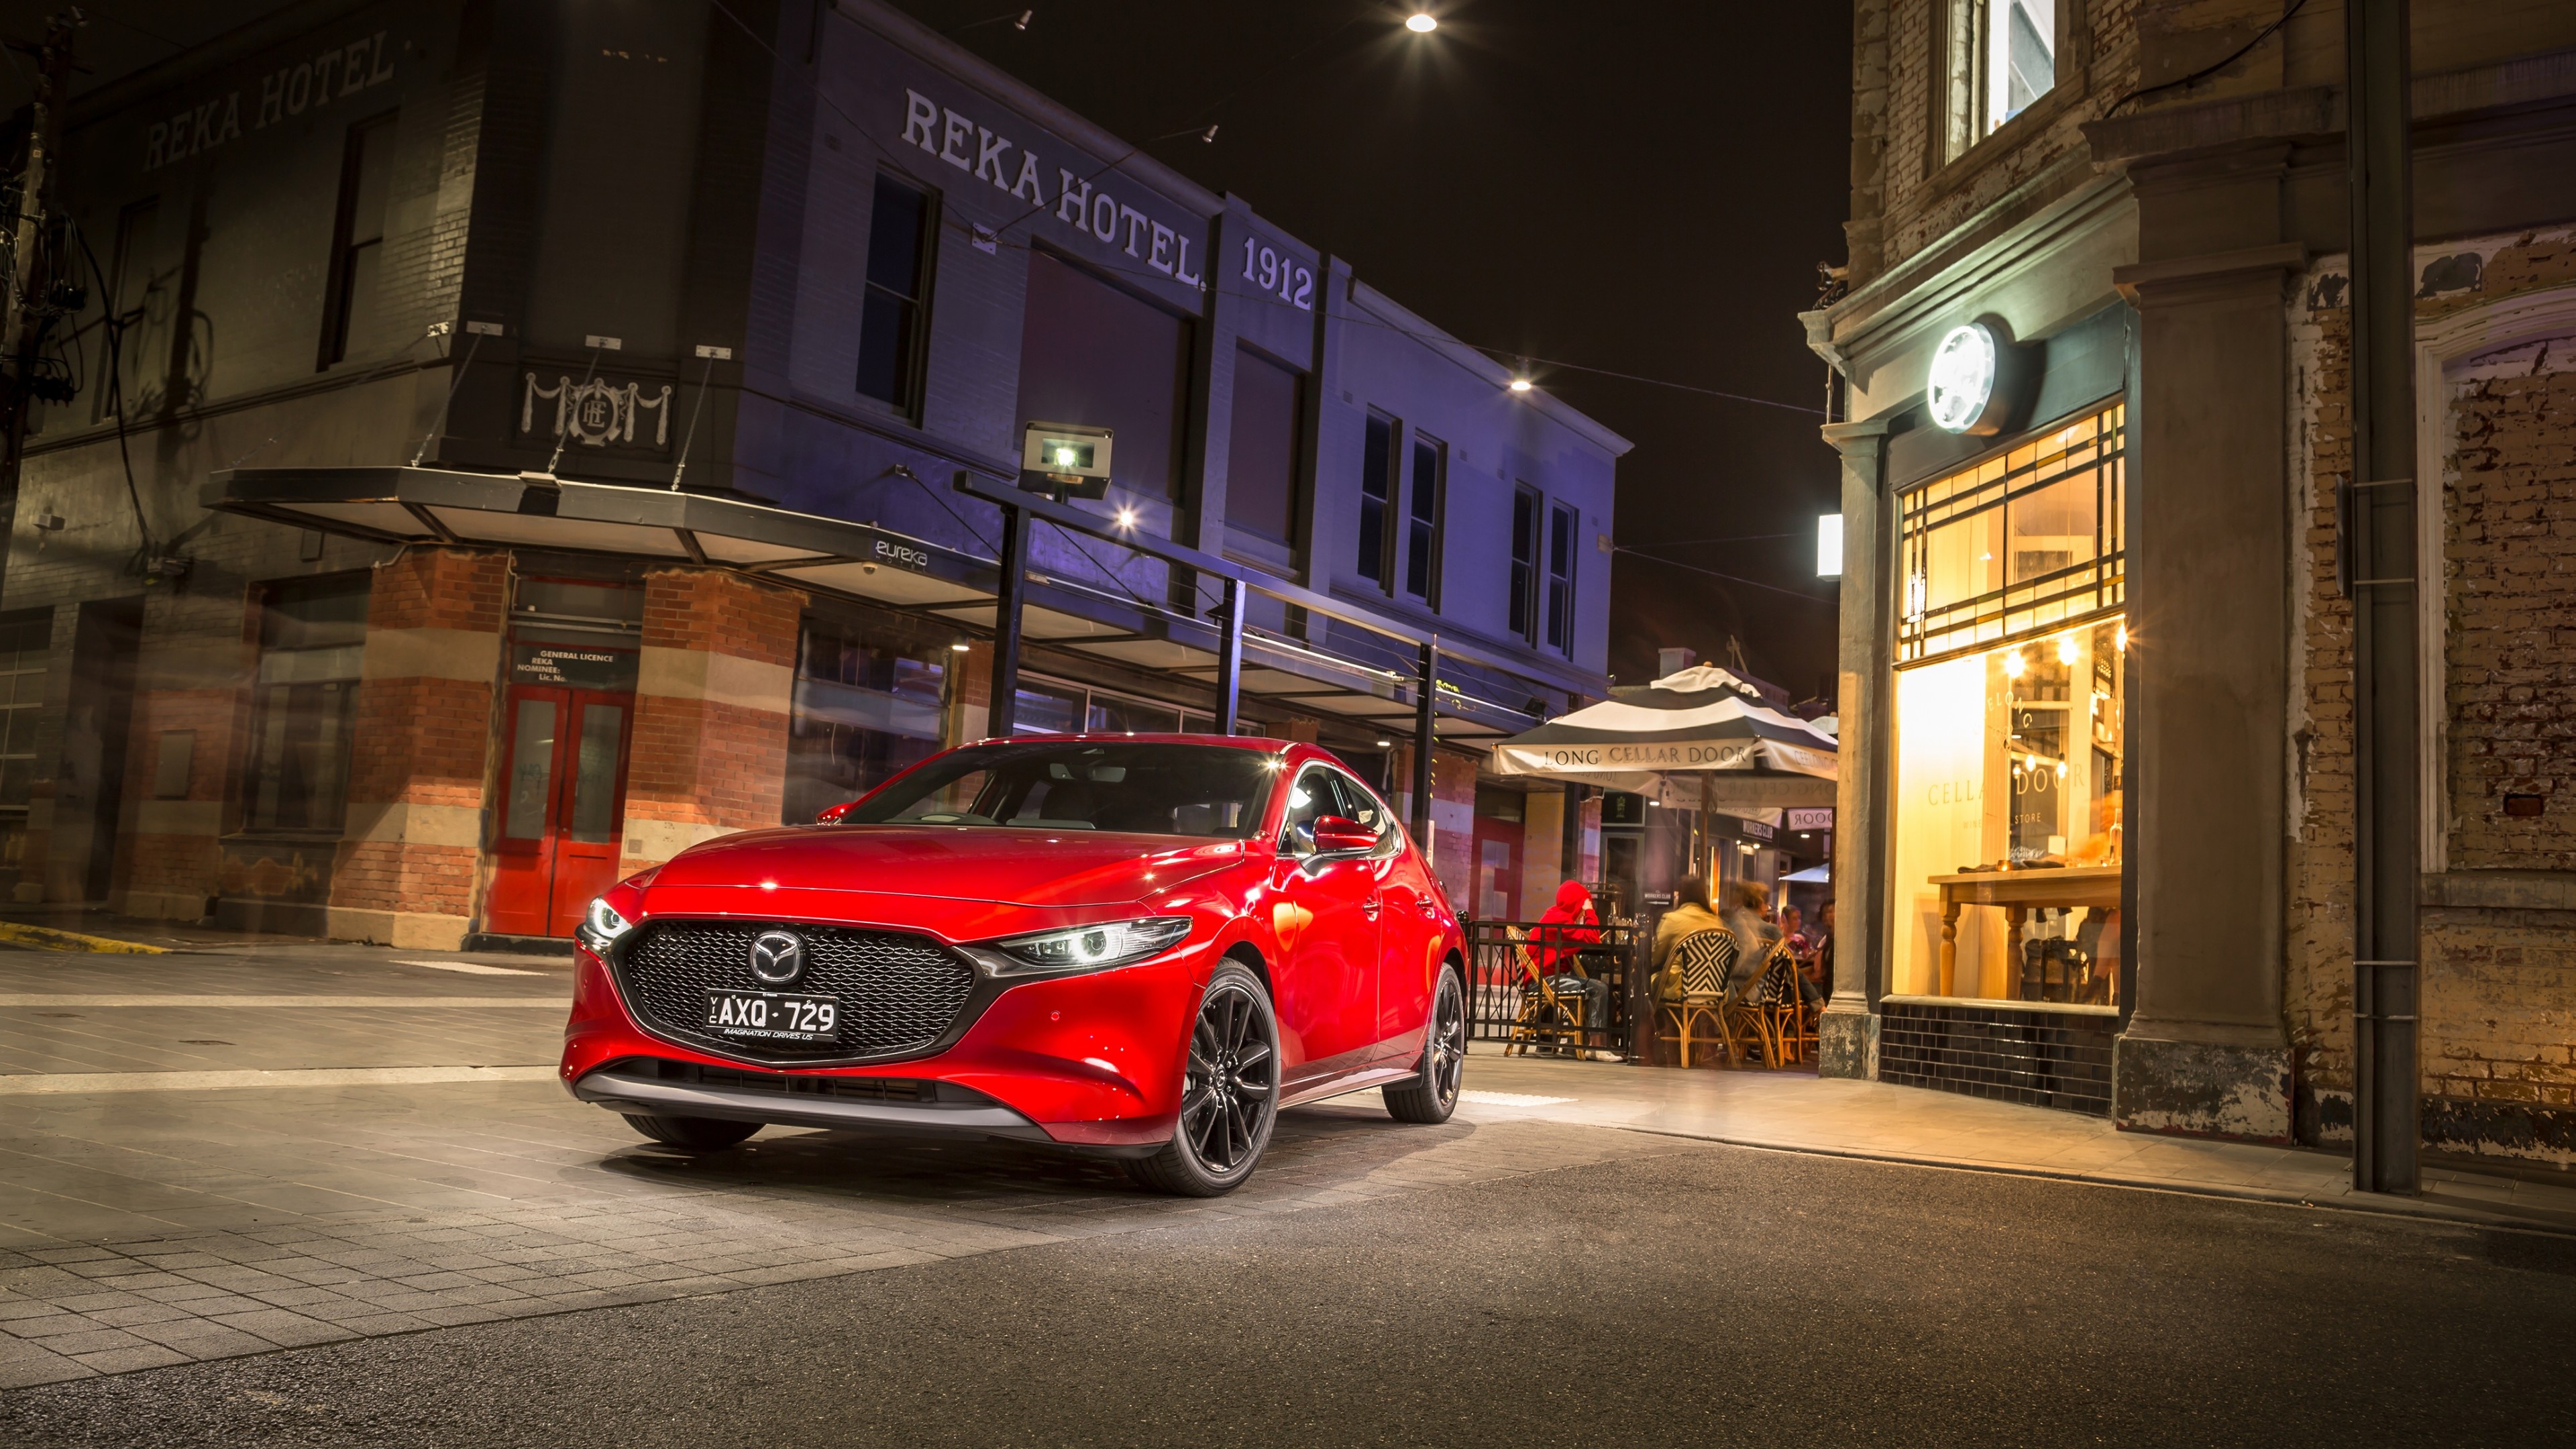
1672, 930, 1737, 996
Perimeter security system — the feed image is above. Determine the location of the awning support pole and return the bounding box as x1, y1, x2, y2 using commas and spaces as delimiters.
1411, 639, 1437, 846
989, 493, 1029, 740
1214, 576, 1245, 735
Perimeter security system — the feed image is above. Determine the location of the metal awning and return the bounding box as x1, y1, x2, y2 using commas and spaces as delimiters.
204, 466, 1593, 748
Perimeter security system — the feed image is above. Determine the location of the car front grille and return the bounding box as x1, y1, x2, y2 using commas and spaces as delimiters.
616, 920, 977, 1063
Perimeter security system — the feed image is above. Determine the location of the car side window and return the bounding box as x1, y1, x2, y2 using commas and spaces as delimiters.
1325, 771, 1391, 843
1279, 766, 1336, 857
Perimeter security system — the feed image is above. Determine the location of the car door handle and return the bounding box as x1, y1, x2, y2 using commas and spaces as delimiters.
1361, 897, 1381, 919
1417, 898, 1438, 917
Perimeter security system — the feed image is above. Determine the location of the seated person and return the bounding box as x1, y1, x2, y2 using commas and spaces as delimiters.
1722, 881, 1790, 1004
1650, 877, 1725, 1000
1534, 881, 1609, 1032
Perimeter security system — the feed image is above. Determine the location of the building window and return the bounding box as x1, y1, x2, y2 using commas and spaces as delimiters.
1017, 250, 1193, 502
1509, 485, 1541, 642
1010, 674, 1209, 737
1888, 399, 2126, 1006
856, 174, 936, 413
783, 614, 949, 825
1944, 0, 2057, 162
0, 614, 47, 868
246, 576, 371, 833
1224, 345, 1304, 547
1545, 502, 1577, 654
1898, 402, 2125, 663
318, 113, 397, 370
1404, 433, 1444, 605
1358, 412, 1398, 588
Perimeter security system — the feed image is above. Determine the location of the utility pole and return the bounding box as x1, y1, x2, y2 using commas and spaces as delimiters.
1, 8, 85, 607
2345, 0, 2421, 1195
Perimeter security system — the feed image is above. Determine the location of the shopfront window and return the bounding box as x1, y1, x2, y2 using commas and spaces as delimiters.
784, 615, 949, 824
1890, 402, 2124, 1006
246, 576, 370, 833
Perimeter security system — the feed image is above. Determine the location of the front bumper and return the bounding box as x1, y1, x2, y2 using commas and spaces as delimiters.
561, 938, 1197, 1149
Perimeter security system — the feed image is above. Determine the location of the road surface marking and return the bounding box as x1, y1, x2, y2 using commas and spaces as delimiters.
0, 1065, 558, 1094
0, 920, 171, 954
397, 959, 548, 976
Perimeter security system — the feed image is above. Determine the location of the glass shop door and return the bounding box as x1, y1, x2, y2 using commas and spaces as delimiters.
485, 686, 633, 938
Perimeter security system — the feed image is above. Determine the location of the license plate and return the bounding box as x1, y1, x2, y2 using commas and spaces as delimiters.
703, 989, 839, 1042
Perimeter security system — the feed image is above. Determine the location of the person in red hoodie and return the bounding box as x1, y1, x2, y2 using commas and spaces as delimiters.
1533, 880, 1608, 1047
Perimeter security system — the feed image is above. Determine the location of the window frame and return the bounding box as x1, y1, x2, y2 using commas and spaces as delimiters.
1544, 501, 1578, 656
1934, 0, 2074, 172
855, 170, 941, 418
317, 111, 398, 371
1508, 485, 1542, 644
241, 575, 373, 837
1403, 431, 1445, 607
1358, 411, 1401, 591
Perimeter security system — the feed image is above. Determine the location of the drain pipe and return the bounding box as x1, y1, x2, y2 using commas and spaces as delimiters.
2343, 0, 2421, 1195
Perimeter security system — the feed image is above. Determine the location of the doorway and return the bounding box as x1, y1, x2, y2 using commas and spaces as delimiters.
484, 686, 633, 937
54, 600, 142, 903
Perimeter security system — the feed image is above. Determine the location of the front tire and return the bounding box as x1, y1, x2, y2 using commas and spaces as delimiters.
1385, 966, 1465, 1124
1124, 960, 1279, 1197
622, 1114, 761, 1152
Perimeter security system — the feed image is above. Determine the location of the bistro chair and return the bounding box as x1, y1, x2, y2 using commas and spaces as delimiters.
1654, 929, 1734, 1068
1503, 926, 1588, 1057
1762, 955, 1811, 1065
1719, 944, 1790, 1068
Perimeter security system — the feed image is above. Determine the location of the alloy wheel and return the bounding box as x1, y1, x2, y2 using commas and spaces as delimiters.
1428, 976, 1466, 1109
1181, 979, 1276, 1175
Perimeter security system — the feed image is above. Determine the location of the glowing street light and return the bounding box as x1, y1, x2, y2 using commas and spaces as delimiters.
1507, 376, 1533, 393
1405, 13, 1438, 33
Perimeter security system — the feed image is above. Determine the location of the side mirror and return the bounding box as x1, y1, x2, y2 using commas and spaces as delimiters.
816, 800, 858, 824
1311, 816, 1378, 855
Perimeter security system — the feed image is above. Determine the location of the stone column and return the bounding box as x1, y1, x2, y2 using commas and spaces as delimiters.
1817, 415, 1901, 1080
619, 568, 803, 874
2110, 243, 2307, 1140
325, 548, 508, 949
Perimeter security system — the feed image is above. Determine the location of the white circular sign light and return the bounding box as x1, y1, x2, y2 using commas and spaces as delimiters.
1927, 322, 1999, 433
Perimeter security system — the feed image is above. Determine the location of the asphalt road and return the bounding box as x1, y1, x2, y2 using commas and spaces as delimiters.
5, 1138, 2569, 1448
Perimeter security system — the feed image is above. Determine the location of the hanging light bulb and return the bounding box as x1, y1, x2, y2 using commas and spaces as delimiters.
2056, 635, 2080, 665
2115, 621, 2129, 652
2001, 649, 2026, 679
1405, 12, 1438, 32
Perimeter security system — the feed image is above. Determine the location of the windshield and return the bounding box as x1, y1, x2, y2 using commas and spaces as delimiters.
841, 741, 1281, 839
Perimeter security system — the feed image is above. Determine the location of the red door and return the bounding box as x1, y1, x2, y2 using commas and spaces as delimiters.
486, 684, 634, 938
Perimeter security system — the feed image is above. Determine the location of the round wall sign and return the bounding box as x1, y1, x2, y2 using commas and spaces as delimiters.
1926, 322, 1999, 433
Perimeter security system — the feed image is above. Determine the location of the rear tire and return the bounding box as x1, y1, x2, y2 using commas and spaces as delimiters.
1385, 967, 1466, 1124
1124, 960, 1279, 1197
621, 1114, 761, 1152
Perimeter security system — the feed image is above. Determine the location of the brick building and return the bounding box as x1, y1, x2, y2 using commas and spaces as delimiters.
5, 0, 1623, 947
1809, 0, 2576, 1173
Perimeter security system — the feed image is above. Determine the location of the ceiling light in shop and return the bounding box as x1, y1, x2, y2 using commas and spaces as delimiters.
2057, 635, 2080, 665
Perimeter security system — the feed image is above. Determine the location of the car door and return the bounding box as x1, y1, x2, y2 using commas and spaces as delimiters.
1361, 784, 1443, 1058
1269, 765, 1385, 1086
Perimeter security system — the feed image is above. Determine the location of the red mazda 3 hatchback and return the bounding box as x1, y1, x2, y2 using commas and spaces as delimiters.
559, 735, 1468, 1195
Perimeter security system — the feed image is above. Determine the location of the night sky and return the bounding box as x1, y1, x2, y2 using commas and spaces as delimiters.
8, 0, 1854, 700
887, 1, 1854, 700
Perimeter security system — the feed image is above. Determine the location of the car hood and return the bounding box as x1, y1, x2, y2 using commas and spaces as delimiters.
641, 824, 1249, 910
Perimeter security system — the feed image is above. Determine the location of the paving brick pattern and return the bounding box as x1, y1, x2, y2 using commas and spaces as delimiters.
0, 1087, 1652, 1391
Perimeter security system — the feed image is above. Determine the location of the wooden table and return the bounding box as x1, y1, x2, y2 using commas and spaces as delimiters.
1929, 866, 2123, 998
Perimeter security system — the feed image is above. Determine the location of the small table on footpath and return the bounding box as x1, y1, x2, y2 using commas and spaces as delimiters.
1929, 865, 2123, 998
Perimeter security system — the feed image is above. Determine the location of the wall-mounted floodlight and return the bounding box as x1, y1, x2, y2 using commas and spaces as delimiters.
1817, 513, 1843, 578
1021, 421, 1114, 500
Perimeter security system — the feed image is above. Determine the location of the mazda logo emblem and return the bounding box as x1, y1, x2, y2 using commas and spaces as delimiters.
749, 929, 806, 987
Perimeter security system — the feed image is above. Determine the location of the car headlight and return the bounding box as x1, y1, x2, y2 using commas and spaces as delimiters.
577, 896, 634, 953
987, 916, 1191, 977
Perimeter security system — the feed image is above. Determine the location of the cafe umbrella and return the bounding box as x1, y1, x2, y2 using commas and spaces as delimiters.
1489, 664, 1837, 813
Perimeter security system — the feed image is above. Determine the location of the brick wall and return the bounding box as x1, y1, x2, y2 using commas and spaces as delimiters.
619, 568, 804, 874
114, 686, 239, 920
1860, 0, 2143, 285
321, 549, 506, 948
2286, 232, 2576, 1165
